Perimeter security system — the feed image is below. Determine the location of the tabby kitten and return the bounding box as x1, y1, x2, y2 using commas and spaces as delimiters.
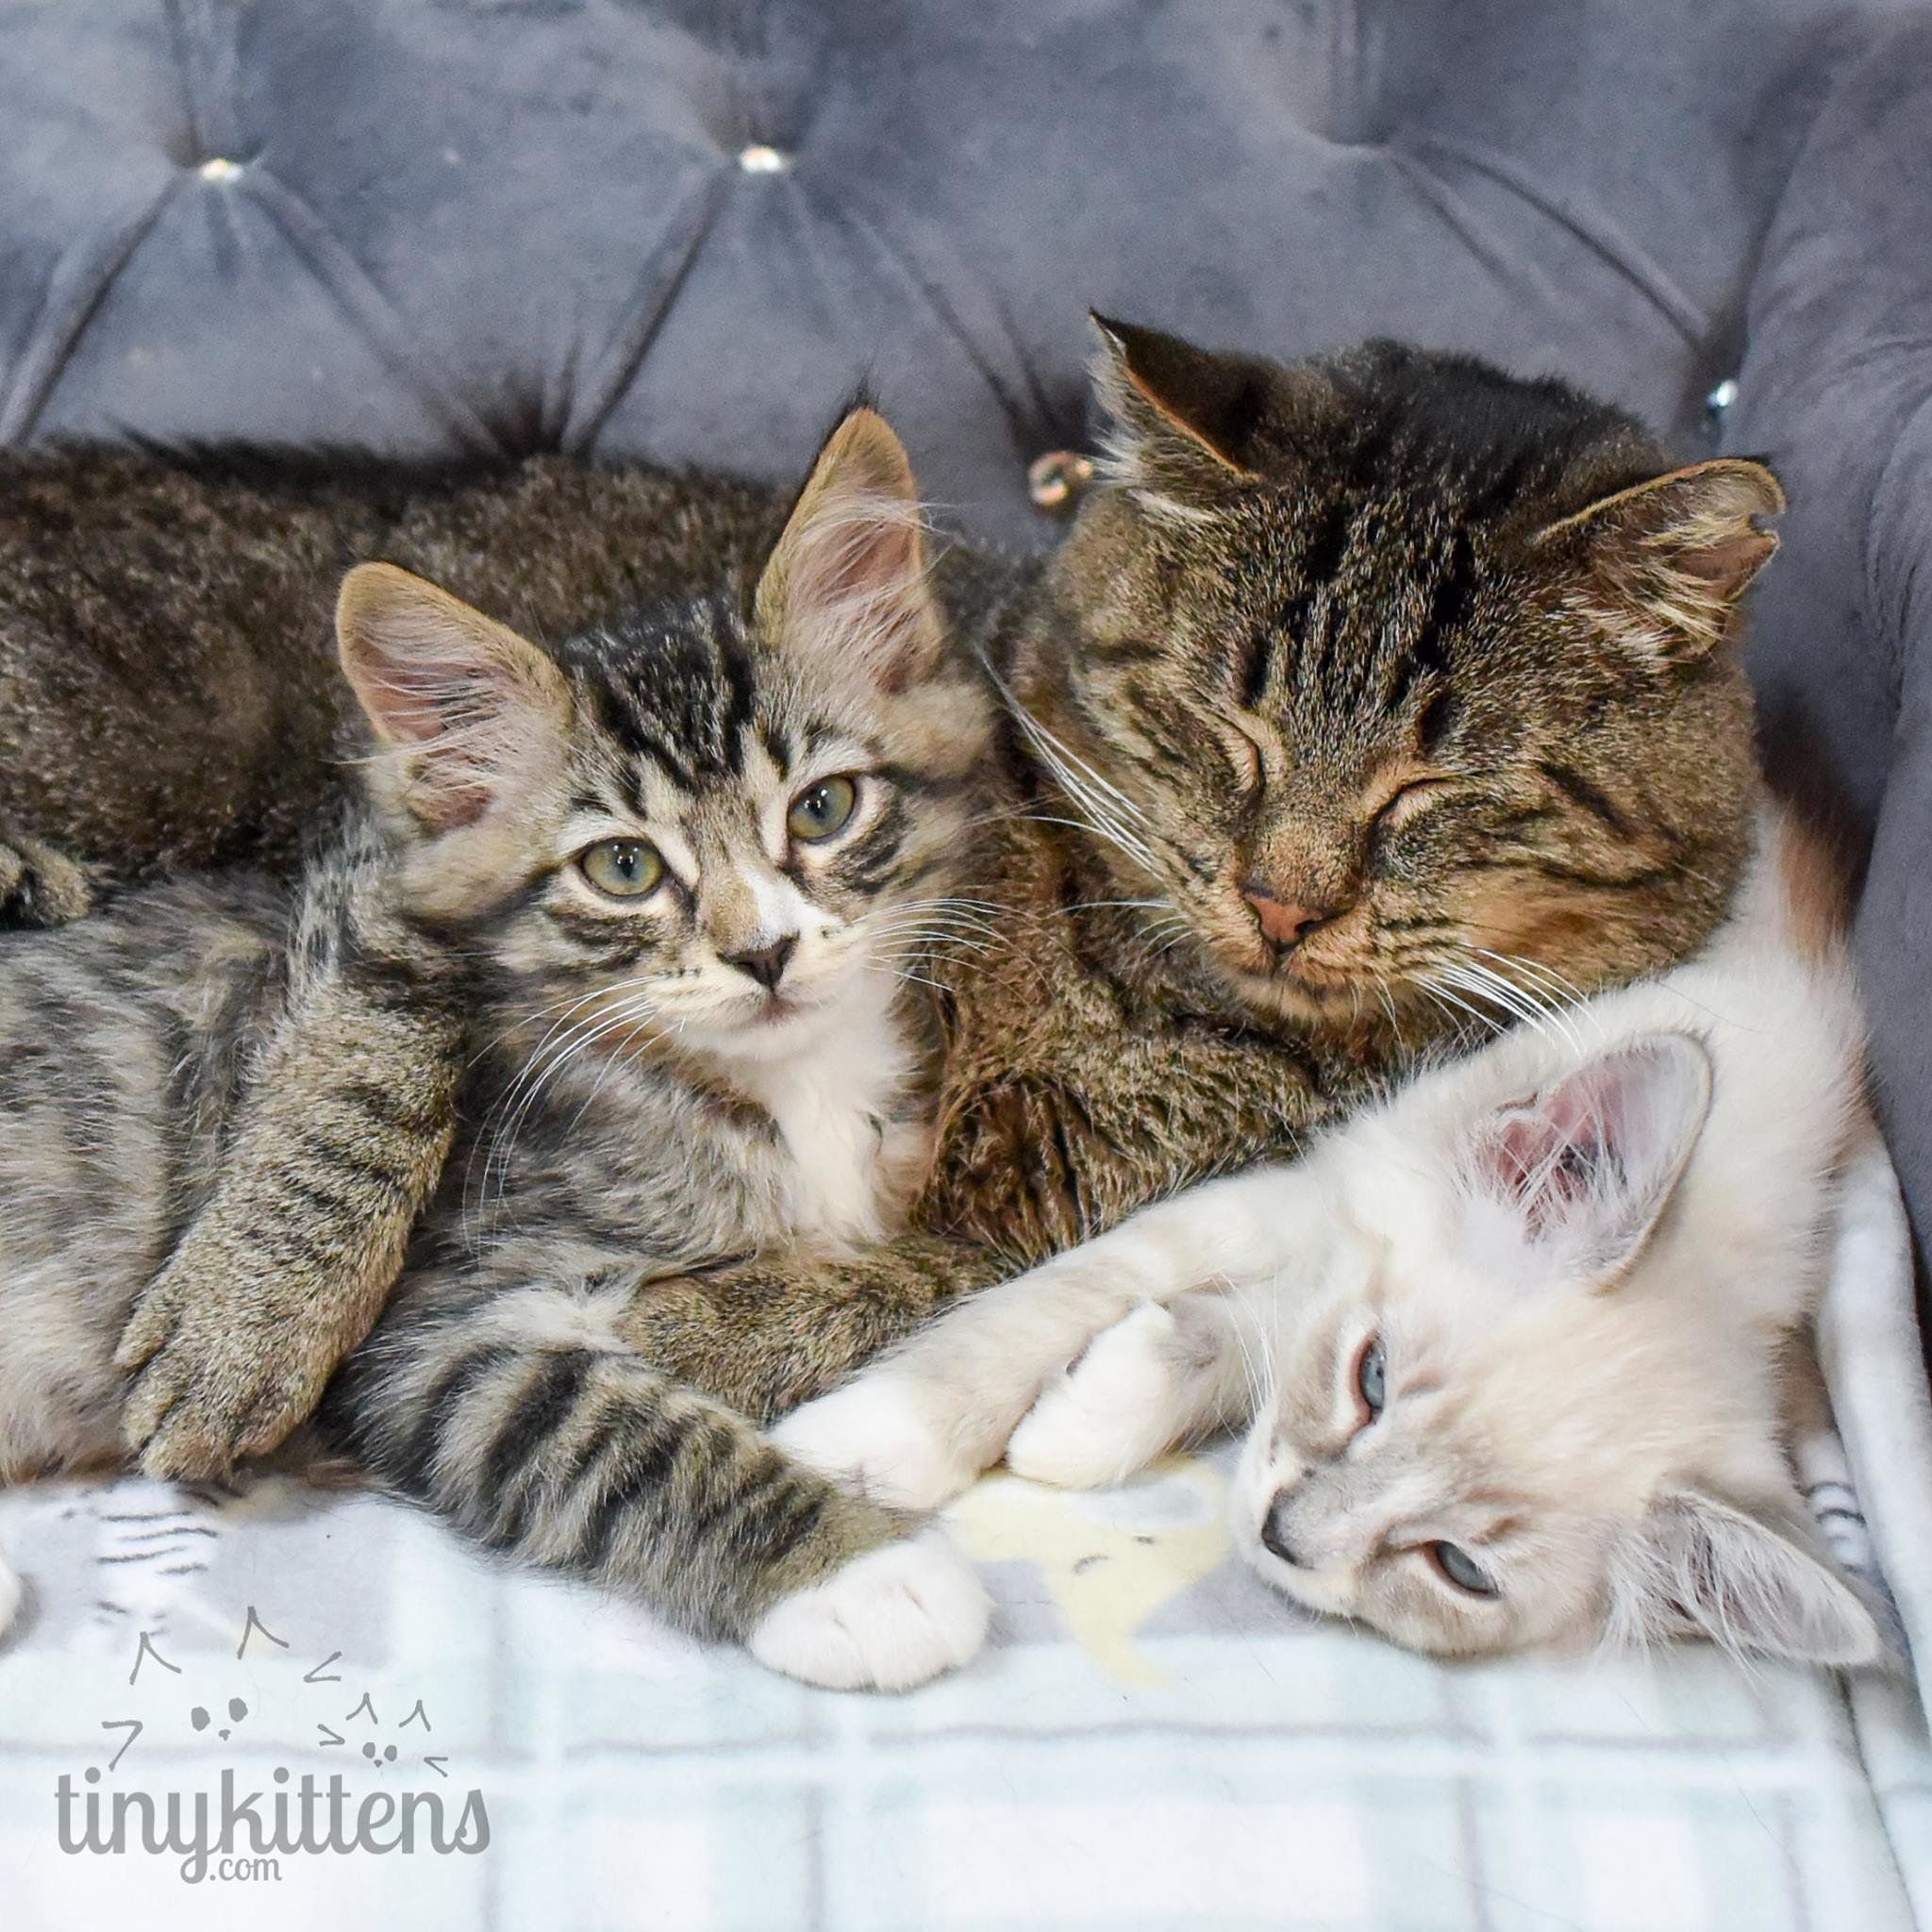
778, 811, 1887, 1669
0, 412, 1001, 1690
0, 429, 1005, 1479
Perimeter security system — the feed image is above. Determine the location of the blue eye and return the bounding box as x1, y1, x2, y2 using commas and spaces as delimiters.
1355, 1336, 1386, 1420
1429, 1541, 1496, 1598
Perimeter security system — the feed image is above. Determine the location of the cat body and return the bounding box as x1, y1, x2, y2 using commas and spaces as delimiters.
0, 412, 1002, 1689
776, 809, 1885, 1666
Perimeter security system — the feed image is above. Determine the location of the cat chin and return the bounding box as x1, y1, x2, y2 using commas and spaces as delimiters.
696, 979, 864, 1065
1212, 955, 1365, 1030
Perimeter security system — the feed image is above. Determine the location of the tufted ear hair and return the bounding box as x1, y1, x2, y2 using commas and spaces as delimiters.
1534, 458, 1786, 665
338, 562, 571, 835
1457, 1034, 1712, 1294
753, 407, 944, 695
1611, 1490, 1884, 1666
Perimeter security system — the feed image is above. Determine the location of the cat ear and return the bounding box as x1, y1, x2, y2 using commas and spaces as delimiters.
753, 407, 943, 694
1089, 314, 1272, 487
1614, 1491, 1884, 1666
1460, 1034, 1712, 1291
337, 562, 571, 834
1534, 459, 1786, 664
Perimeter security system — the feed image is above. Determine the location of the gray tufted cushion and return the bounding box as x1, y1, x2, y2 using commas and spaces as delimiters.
0, 0, 1927, 1324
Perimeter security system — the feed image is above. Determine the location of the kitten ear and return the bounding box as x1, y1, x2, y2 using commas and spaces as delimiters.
753, 407, 944, 694
1461, 1034, 1711, 1291
337, 562, 571, 834
1534, 458, 1786, 664
1615, 1491, 1884, 1666
1089, 314, 1271, 486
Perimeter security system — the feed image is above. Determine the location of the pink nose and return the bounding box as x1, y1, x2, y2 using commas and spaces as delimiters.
1241, 883, 1335, 952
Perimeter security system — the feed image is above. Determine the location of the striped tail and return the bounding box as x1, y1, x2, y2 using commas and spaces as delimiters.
321, 1293, 903, 1643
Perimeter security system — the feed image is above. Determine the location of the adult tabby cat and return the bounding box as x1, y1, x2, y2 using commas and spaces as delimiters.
0, 325, 1783, 1522
0, 408, 1003, 1687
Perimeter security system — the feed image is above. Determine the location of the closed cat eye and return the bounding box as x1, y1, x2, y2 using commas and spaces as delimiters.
1228, 724, 1266, 803
579, 839, 666, 899
1354, 1335, 1387, 1421
1367, 774, 1452, 838
1426, 1541, 1497, 1597
788, 774, 859, 843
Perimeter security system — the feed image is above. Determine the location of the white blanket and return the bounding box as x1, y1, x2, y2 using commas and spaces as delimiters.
2, 1150, 1927, 1930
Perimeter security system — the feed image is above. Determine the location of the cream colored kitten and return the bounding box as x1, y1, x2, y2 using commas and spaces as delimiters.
775, 809, 1889, 1666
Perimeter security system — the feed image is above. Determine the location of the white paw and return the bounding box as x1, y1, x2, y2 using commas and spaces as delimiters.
0, 1558, 21, 1638
748, 1529, 990, 1691
771, 1374, 983, 1509
1007, 1302, 1183, 1489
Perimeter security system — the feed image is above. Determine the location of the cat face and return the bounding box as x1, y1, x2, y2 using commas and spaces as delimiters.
339, 408, 991, 1066
1233, 1037, 1880, 1666
1031, 323, 1783, 1032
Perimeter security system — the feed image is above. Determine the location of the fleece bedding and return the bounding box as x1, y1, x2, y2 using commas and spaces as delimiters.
1, 1153, 1926, 1931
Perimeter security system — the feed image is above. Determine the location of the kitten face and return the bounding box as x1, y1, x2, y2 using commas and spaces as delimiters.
340, 408, 991, 1071
1035, 324, 1783, 1031
1232, 1037, 1879, 1665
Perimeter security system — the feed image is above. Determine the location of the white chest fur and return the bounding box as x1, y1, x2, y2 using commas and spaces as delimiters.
730, 993, 925, 1249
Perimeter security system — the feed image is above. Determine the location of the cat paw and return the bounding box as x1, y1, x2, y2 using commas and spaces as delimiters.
1007, 1302, 1183, 1489
770, 1375, 982, 1509
748, 1529, 990, 1691
115, 1263, 332, 1480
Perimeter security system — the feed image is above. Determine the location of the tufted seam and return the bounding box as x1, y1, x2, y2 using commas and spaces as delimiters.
0, 176, 186, 443
793, 175, 1057, 469
1328, 0, 1381, 147
1381, 143, 1574, 329
1397, 132, 1707, 347
1732, 13, 1886, 386
1860, 378, 1932, 711
161, 0, 248, 167
564, 168, 732, 456
236, 164, 503, 456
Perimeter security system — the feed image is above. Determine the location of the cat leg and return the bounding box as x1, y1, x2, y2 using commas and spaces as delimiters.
325, 1283, 989, 1690
610, 1232, 1012, 1421
1005, 1289, 1257, 1489
774, 1166, 1304, 1507
116, 833, 464, 1478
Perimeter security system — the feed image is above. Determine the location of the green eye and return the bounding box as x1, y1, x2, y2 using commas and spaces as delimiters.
1429, 1541, 1496, 1597
579, 839, 664, 899
787, 774, 858, 843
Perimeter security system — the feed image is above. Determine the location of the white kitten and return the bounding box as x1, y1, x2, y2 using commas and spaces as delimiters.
774, 810, 1887, 1665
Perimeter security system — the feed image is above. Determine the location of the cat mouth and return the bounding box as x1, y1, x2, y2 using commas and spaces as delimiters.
748, 990, 811, 1026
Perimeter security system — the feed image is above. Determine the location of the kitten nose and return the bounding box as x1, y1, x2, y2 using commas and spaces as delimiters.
723, 934, 796, 991
1241, 878, 1335, 952
1260, 1492, 1307, 1569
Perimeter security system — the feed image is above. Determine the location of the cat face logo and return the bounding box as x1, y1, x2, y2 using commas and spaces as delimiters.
190, 1697, 248, 1742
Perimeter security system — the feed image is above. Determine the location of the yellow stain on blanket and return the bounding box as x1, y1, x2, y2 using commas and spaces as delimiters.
946, 1457, 1231, 1689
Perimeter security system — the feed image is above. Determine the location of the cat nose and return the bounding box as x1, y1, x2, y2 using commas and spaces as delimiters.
1260, 1491, 1307, 1568
1241, 877, 1337, 952
723, 934, 796, 991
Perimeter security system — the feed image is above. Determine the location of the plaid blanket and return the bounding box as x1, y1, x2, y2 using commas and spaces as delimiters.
2, 1166, 1927, 1931
0, 1435, 1924, 1931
